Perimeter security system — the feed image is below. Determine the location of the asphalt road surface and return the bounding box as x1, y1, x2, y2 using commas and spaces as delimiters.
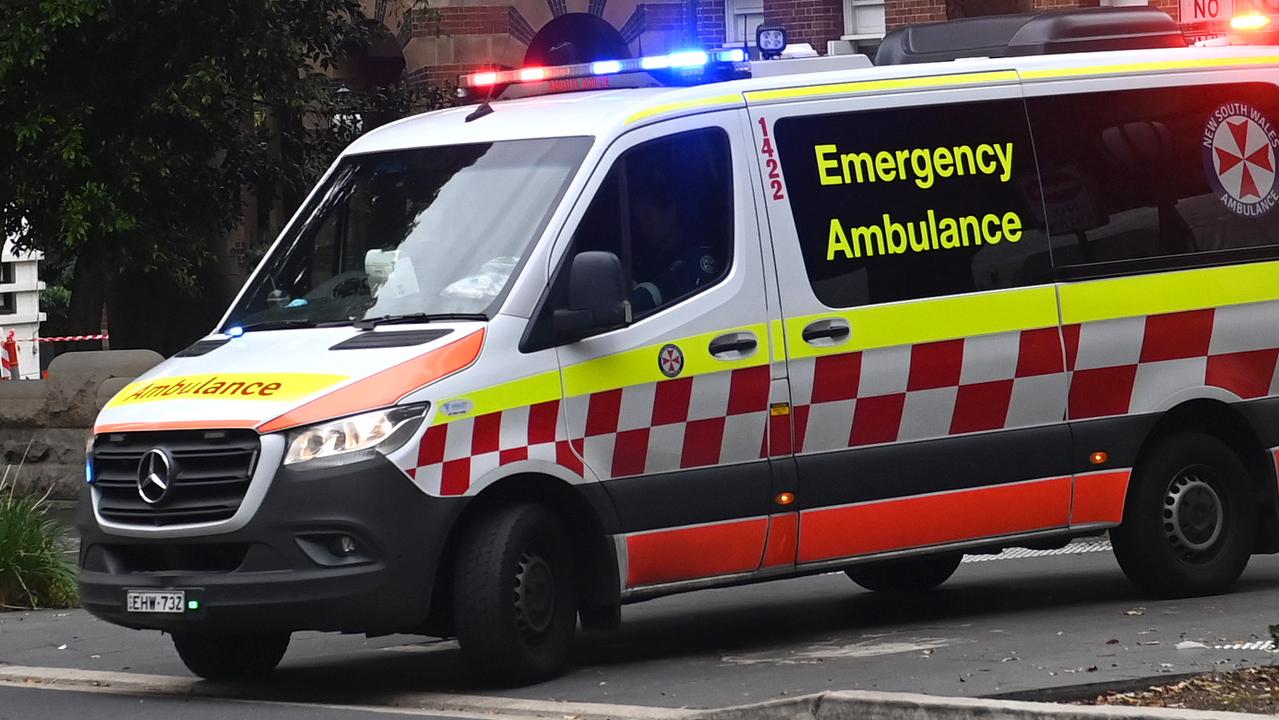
4, 539, 1279, 717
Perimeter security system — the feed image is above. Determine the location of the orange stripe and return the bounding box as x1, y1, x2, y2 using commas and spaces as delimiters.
762, 513, 798, 568
626, 518, 768, 587
94, 419, 261, 434
257, 329, 485, 434
797, 478, 1072, 563
1070, 470, 1131, 526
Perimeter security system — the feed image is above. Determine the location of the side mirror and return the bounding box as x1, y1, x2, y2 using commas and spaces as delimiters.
553, 251, 630, 342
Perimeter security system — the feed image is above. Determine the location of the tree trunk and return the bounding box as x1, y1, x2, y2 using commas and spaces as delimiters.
65, 241, 108, 355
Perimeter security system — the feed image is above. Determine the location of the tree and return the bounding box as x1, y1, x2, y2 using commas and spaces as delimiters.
0, 0, 444, 353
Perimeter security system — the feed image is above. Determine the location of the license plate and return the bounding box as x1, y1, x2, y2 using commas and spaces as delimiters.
126, 590, 185, 614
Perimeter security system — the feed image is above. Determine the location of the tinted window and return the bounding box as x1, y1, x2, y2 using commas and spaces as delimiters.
567, 128, 733, 318
1026, 83, 1279, 268
774, 99, 1050, 308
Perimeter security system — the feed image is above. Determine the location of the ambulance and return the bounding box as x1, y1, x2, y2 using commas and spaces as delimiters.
79, 6, 1279, 684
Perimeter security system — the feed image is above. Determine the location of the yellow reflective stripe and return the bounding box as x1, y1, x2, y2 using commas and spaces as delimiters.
1021, 55, 1279, 82
743, 70, 1019, 104
433, 323, 771, 423
432, 370, 561, 425
769, 318, 786, 364
563, 323, 770, 396
625, 94, 743, 125
784, 286, 1058, 360
1060, 260, 1279, 325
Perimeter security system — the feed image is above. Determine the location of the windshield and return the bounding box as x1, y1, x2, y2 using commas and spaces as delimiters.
224, 137, 591, 330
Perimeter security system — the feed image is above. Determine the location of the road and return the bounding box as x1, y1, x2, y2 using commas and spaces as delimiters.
3, 540, 1279, 718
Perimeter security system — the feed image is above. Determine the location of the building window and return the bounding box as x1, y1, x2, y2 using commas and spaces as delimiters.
0, 263, 12, 285
843, 0, 886, 39
724, 0, 764, 44
0, 293, 14, 315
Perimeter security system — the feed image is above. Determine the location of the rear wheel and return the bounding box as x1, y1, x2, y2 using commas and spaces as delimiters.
1111, 432, 1256, 598
171, 631, 289, 681
453, 503, 577, 685
845, 552, 962, 593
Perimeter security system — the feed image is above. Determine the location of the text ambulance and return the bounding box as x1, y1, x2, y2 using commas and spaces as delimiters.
80, 7, 1279, 685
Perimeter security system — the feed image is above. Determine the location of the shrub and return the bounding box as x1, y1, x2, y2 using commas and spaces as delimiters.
0, 467, 77, 609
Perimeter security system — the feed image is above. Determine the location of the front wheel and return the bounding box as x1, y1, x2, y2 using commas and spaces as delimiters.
171, 632, 290, 681
1111, 432, 1256, 598
845, 552, 962, 593
453, 503, 577, 685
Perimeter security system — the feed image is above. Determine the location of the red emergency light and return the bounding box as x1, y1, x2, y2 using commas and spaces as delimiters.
458, 49, 750, 94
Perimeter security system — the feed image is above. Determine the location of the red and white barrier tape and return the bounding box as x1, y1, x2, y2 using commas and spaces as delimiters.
15, 334, 110, 343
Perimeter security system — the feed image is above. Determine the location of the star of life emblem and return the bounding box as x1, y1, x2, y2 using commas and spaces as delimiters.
1204, 103, 1279, 218
658, 344, 684, 378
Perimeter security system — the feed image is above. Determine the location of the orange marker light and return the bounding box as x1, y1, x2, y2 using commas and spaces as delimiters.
1089, 451, 1109, 466
775, 492, 795, 506
1232, 13, 1272, 30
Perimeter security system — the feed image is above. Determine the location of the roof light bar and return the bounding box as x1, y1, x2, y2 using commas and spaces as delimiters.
1231, 12, 1273, 30
459, 49, 749, 90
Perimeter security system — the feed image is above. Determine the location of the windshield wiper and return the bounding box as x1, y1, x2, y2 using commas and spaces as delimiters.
353, 313, 489, 330
229, 319, 317, 333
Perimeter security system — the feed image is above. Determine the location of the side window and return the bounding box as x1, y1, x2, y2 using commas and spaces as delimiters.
1026, 83, 1279, 268
568, 127, 734, 318
774, 99, 1050, 308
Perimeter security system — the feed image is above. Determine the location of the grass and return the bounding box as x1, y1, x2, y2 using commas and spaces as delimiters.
0, 453, 78, 610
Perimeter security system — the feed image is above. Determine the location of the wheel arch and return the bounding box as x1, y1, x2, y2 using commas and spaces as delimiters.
1135, 398, 1279, 553
423, 473, 622, 635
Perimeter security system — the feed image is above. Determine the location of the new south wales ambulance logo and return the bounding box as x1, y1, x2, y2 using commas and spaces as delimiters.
658, 344, 684, 378
1204, 103, 1279, 218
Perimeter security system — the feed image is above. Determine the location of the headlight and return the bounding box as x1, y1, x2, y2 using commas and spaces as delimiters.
284, 404, 428, 467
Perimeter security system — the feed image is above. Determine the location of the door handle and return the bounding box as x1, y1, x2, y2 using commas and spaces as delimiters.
709, 332, 758, 357
802, 318, 851, 345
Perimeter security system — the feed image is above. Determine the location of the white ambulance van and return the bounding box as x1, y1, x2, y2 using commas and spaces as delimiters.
80, 7, 1279, 684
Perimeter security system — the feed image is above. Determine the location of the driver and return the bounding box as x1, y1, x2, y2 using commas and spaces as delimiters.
628, 173, 720, 314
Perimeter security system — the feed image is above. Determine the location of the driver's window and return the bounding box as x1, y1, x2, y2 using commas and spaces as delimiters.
568, 127, 734, 319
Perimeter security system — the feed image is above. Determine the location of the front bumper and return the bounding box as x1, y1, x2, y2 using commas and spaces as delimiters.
78, 453, 463, 635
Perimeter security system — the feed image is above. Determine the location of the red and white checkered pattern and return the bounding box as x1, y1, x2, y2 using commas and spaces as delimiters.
1067, 303, 1279, 419
411, 302, 1279, 495
411, 399, 582, 496
412, 365, 772, 496
789, 326, 1069, 453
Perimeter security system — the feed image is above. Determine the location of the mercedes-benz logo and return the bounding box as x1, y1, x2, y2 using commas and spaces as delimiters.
136, 449, 174, 505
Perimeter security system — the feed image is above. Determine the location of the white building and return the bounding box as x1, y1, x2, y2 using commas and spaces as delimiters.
0, 242, 45, 380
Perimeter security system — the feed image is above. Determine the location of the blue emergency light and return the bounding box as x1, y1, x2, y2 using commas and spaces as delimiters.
459, 48, 749, 93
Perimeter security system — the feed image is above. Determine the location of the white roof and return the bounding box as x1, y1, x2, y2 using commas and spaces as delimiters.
344, 44, 1279, 156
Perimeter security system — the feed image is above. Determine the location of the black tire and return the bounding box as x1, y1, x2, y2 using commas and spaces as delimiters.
453, 503, 577, 685
845, 552, 962, 593
1111, 432, 1256, 598
171, 632, 289, 681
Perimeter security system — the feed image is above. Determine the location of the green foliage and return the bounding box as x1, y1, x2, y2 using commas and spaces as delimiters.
39, 285, 72, 337
0, 0, 444, 294
0, 472, 77, 610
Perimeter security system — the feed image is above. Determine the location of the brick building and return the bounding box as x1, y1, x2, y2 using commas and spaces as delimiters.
358, 0, 1185, 91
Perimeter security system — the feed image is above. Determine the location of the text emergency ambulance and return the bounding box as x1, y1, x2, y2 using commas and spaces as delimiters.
80, 6, 1279, 684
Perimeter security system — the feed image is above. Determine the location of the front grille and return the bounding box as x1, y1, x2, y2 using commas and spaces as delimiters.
92, 430, 260, 527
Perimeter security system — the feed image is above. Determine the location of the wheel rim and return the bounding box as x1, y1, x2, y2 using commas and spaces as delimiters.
1163, 466, 1225, 558
514, 552, 556, 640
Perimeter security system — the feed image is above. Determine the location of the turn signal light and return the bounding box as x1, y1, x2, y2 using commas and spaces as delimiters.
775, 492, 796, 506
1089, 451, 1109, 466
